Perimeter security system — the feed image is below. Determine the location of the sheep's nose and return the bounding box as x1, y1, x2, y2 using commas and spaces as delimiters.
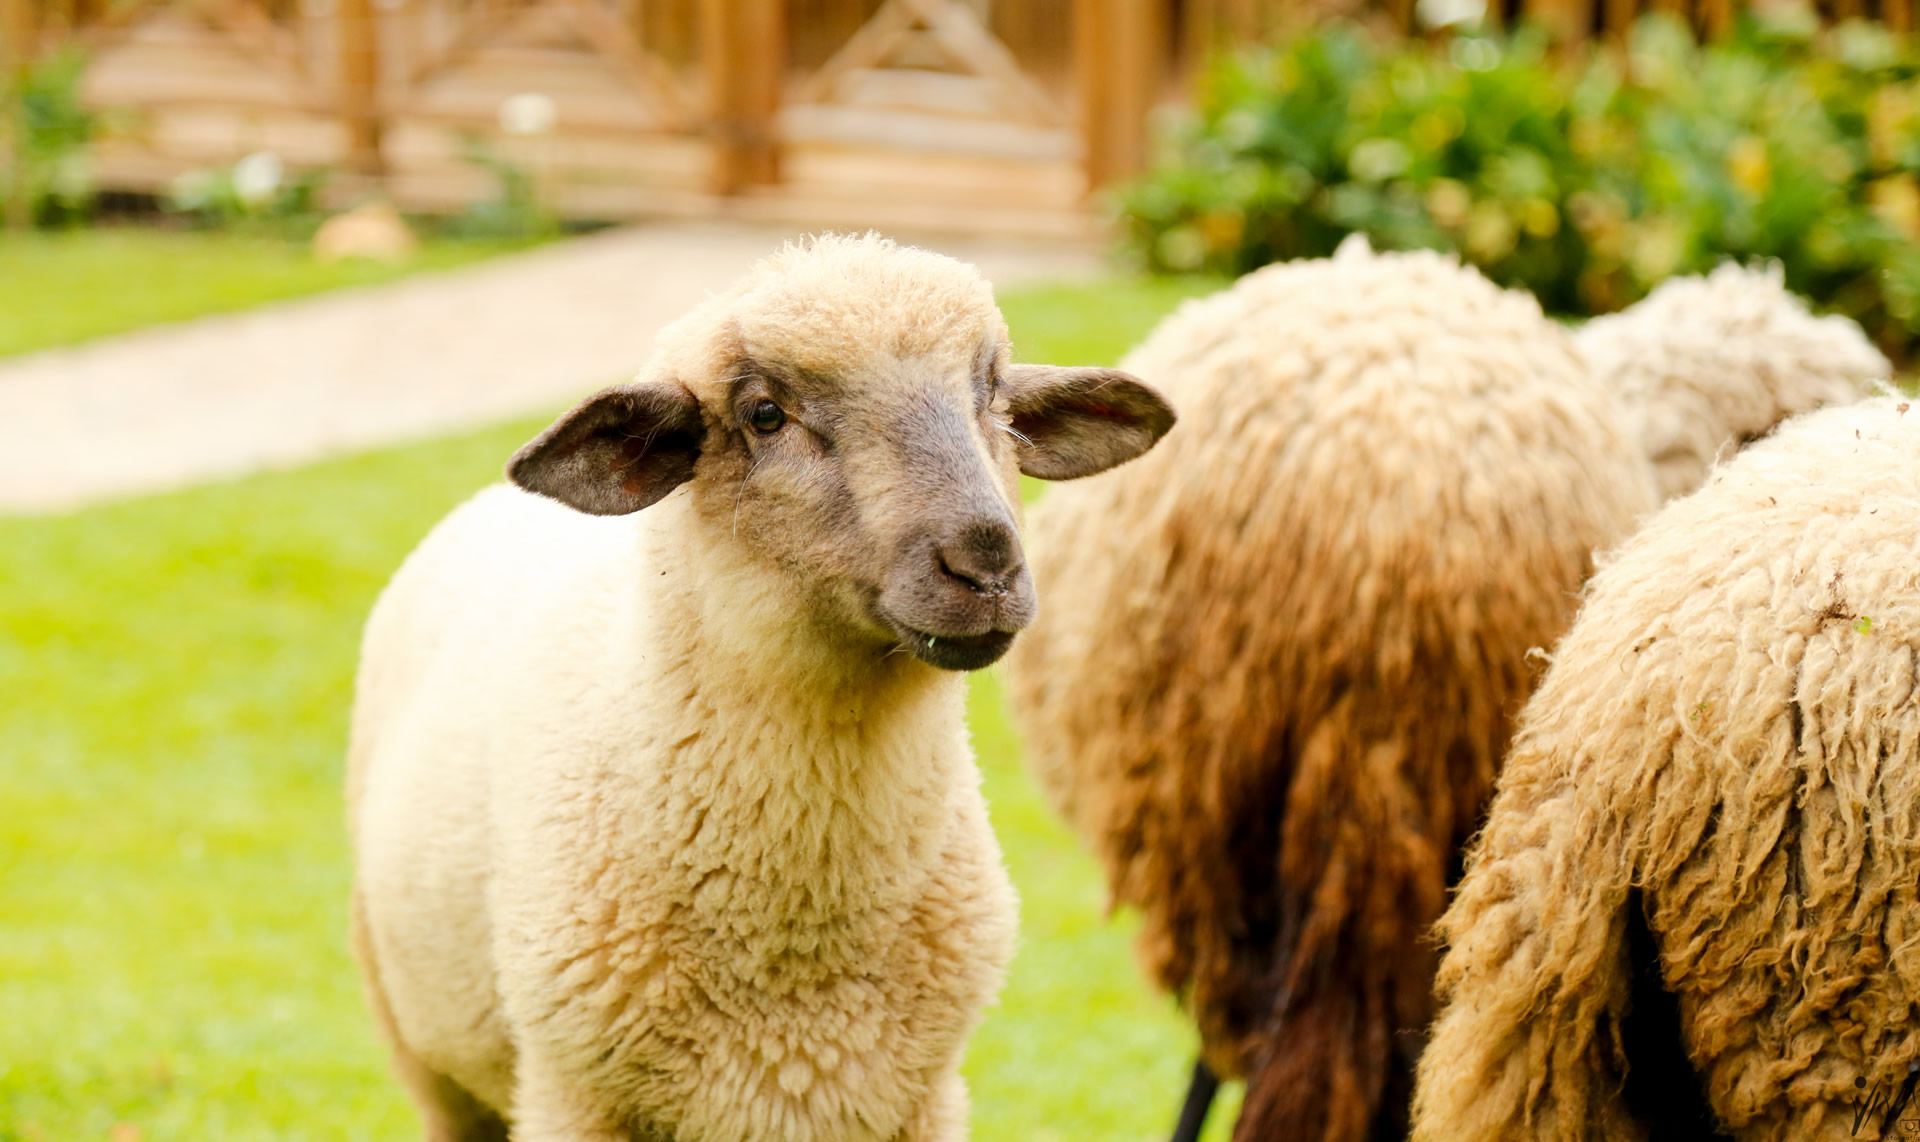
935, 519, 1023, 595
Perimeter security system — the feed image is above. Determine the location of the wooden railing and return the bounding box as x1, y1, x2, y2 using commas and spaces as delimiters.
2, 0, 1909, 232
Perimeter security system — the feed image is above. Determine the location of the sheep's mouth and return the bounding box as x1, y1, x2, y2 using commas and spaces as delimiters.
898, 628, 1017, 671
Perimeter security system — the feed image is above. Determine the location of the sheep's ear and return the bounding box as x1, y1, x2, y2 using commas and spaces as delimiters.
1000, 365, 1176, 480
508, 382, 705, 515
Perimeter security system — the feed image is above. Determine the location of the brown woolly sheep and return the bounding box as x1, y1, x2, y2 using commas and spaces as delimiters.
1575, 262, 1888, 501
1004, 238, 1660, 1142
1411, 394, 1920, 1142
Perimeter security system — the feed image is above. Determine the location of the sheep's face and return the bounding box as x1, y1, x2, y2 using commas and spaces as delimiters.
507, 247, 1174, 672
696, 340, 1173, 671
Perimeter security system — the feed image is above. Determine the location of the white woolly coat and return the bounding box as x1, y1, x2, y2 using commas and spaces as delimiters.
350, 483, 1016, 1142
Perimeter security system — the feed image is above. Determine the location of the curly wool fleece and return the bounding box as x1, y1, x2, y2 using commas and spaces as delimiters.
1005, 238, 1660, 1142
1413, 395, 1920, 1142
1576, 261, 1889, 501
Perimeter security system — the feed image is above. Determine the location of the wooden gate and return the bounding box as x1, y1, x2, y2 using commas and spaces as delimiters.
13, 0, 1897, 232
768, 0, 1081, 224
372, 0, 709, 218
32, 0, 1139, 233
64, 0, 342, 190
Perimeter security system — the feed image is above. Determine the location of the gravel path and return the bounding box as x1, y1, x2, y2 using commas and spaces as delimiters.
0, 223, 1097, 513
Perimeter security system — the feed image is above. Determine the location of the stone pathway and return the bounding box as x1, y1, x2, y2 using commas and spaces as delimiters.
0, 222, 1098, 513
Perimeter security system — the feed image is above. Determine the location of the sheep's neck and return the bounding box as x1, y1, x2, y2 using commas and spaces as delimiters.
635, 524, 970, 969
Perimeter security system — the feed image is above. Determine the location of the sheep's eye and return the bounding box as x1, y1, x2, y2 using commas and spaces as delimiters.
977, 372, 999, 413
748, 401, 786, 435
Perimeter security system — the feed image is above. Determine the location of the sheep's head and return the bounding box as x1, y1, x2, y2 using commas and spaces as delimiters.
506, 234, 1174, 671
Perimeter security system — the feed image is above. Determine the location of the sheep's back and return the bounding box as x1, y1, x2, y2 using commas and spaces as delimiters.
1419, 396, 1920, 1141
1576, 263, 1888, 501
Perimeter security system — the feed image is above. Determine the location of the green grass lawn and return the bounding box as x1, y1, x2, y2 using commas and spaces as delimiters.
0, 229, 532, 360
0, 277, 1235, 1141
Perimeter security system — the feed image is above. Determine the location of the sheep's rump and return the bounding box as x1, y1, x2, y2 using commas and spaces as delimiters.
1575, 262, 1887, 501
1413, 396, 1920, 1142
1006, 243, 1658, 1141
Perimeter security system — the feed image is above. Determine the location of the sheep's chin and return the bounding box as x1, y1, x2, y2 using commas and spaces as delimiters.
894, 627, 1017, 672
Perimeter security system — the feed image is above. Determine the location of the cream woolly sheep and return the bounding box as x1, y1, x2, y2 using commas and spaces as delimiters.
1576, 261, 1889, 501
1004, 239, 1659, 1142
346, 233, 1175, 1142
1411, 394, 1920, 1142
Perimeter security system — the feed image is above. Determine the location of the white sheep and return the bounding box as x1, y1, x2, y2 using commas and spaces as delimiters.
346, 233, 1175, 1142
1575, 261, 1889, 501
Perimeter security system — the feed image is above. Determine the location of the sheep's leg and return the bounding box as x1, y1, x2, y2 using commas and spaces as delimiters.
407, 1069, 510, 1142
509, 1107, 626, 1142
370, 1022, 508, 1142
1169, 1058, 1218, 1142
894, 1070, 969, 1142
350, 887, 509, 1142
509, 1055, 631, 1142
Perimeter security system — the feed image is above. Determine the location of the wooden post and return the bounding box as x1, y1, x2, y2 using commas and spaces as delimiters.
1700, 0, 1733, 39
701, 0, 783, 195
1180, 0, 1213, 83
1183, 0, 1267, 81
338, 0, 382, 177
1385, 0, 1416, 36
1074, 0, 1161, 194
1602, 0, 1636, 41
1245, 0, 1279, 37
1525, 0, 1591, 43
2, 0, 32, 230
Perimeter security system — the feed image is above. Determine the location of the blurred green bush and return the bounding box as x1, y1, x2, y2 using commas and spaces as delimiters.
1117, 10, 1920, 360
4, 49, 103, 227
166, 151, 330, 229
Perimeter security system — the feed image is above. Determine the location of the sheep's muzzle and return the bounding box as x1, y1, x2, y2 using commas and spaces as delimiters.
875, 513, 1035, 671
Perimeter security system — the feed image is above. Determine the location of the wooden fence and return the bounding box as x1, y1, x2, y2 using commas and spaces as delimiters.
1, 0, 1908, 235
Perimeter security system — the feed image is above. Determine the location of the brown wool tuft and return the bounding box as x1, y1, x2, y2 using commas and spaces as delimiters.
1411, 394, 1920, 1142
1005, 239, 1660, 1142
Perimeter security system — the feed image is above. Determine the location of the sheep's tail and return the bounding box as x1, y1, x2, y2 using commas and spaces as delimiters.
1409, 754, 1644, 1142
1232, 983, 1415, 1142
1228, 713, 1454, 1142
